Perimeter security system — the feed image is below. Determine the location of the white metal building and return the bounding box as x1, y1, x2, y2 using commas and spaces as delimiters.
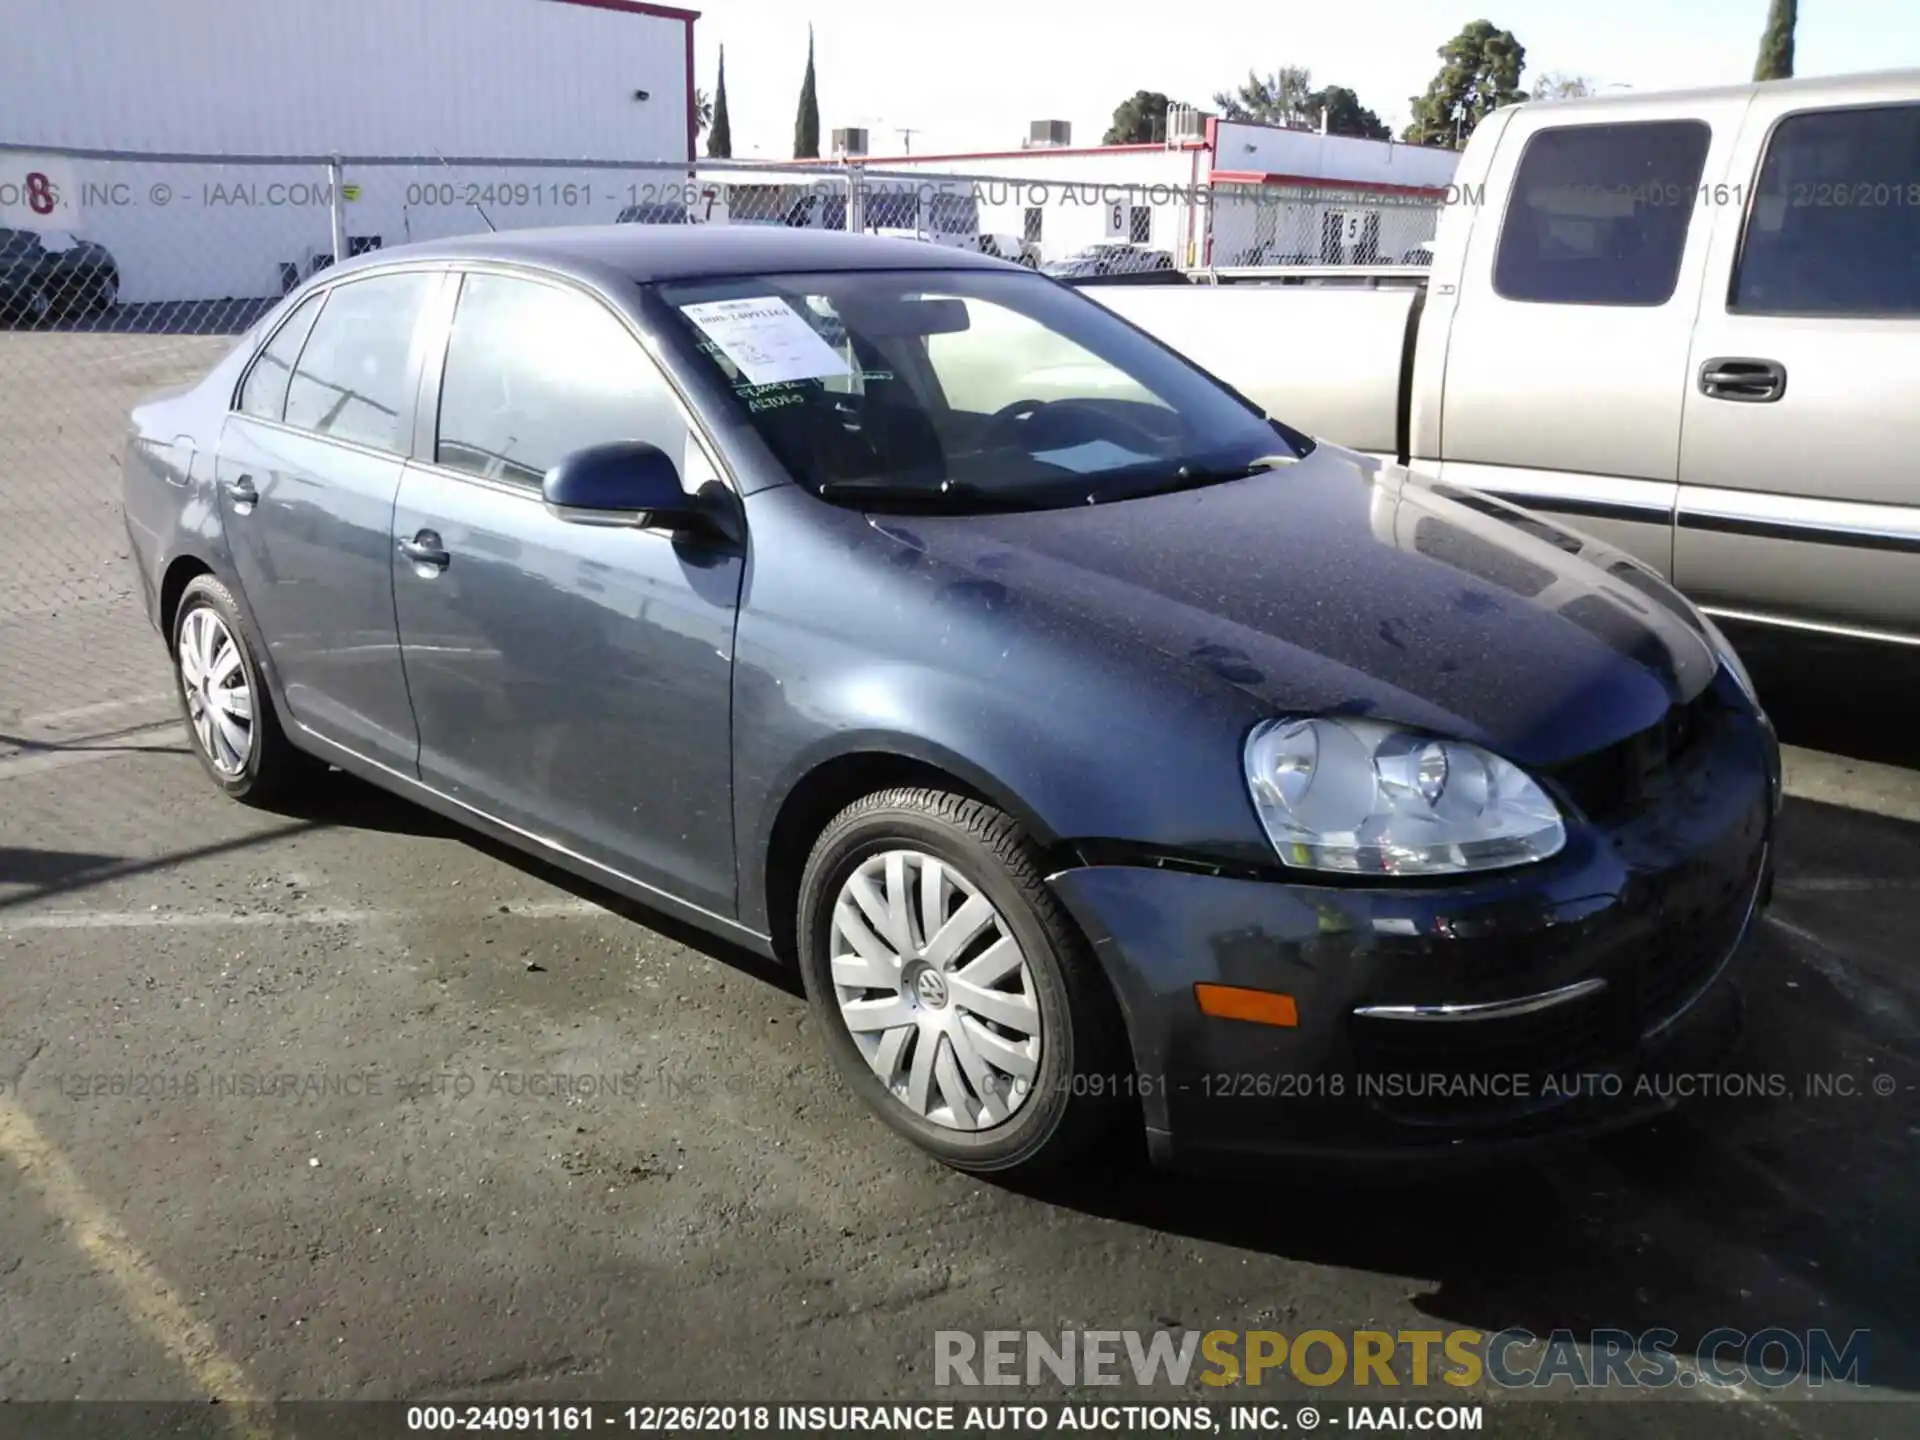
835, 117, 1462, 268
0, 0, 698, 302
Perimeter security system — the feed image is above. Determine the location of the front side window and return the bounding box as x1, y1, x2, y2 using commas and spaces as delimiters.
1732, 103, 1920, 316
283, 272, 436, 451
237, 291, 325, 421
1494, 120, 1711, 306
657, 268, 1302, 511
436, 273, 684, 486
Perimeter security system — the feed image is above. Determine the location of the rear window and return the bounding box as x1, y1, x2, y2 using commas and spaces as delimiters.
1494, 120, 1712, 306
1731, 103, 1920, 316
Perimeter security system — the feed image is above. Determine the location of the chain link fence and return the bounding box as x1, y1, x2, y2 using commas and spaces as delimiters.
0, 143, 1439, 749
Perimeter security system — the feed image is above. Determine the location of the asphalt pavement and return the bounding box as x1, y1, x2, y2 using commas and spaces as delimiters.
0, 333, 1917, 1439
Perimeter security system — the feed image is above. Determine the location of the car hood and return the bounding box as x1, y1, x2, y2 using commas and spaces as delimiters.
872, 447, 1717, 768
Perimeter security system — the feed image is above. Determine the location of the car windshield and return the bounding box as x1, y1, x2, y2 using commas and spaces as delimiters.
654, 268, 1301, 511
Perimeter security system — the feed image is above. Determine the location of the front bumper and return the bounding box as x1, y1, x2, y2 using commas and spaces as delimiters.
1049, 676, 1777, 1165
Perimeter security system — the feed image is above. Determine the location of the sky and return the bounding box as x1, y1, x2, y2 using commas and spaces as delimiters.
687, 0, 1920, 159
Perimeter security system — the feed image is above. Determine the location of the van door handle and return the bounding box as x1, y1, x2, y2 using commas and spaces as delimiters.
1699, 358, 1787, 403
397, 531, 450, 571
225, 473, 257, 514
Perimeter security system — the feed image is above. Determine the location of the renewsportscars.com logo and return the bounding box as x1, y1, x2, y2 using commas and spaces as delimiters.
935, 1327, 1871, 1391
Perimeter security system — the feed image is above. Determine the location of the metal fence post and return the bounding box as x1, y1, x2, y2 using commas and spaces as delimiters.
843, 162, 863, 234
327, 155, 348, 267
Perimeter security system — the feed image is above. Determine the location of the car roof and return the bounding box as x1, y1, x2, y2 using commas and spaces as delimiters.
326, 224, 1017, 286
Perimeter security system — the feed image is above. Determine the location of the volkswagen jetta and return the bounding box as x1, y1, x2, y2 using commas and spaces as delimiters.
122, 227, 1779, 1174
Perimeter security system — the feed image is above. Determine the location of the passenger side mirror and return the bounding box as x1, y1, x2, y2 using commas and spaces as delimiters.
542, 441, 704, 530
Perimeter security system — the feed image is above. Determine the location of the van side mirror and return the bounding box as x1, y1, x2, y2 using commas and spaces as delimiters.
542, 441, 703, 530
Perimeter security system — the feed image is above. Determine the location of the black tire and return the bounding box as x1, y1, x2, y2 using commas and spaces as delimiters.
796, 787, 1128, 1176
90, 267, 119, 313
170, 573, 320, 806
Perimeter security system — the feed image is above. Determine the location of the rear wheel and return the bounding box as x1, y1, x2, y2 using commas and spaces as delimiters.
171, 574, 319, 805
796, 787, 1126, 1176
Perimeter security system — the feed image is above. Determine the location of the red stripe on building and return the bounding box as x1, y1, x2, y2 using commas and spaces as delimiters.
1208, 169, 1448, 198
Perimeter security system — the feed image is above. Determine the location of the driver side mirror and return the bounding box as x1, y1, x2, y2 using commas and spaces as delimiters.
542, 441, 705, 531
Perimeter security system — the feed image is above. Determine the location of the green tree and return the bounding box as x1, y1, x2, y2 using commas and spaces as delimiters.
1754, 0, 1797, 81
1213, 67, 1315, 128
1103, 90, 1186, 143
793, 25, 820, 159
707, 46, 733, 158
1530, 71, 1595, 100
1403, 19, 1528, 148
1305, 85, 1392, 139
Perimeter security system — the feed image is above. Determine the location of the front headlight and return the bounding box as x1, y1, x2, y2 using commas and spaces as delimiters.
1244, 717, 1566, 876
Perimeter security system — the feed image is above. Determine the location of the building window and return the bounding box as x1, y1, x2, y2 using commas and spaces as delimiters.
1732, 103, 1920, 316
1128, 205, 1152, 244
1493, 120, 1711, 306
1023, 207, 1044, 244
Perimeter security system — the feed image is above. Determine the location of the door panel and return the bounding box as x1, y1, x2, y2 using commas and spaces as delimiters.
214, 269, 441, 770
217, 422, 414, 764
1439, 100, 1752, 577
1675, 90, 1920, 637
392, 269, 743, 914
392, 466, 742, 913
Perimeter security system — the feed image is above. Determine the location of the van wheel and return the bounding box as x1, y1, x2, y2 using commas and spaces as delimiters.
171, 574, 319, 805
796, 787, 1126, 1176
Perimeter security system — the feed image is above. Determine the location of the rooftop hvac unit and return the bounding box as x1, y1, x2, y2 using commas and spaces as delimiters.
1025, 119, 1072, 149
832, 127, 869, 157
1165, 104, 1207, 144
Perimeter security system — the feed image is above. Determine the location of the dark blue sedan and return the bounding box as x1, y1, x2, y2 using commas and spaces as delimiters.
121, 226, 1779, 1174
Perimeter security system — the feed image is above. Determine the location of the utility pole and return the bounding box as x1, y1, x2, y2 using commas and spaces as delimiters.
896, 127, 919, 153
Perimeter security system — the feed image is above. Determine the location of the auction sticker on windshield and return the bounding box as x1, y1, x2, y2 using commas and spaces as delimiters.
679, 298, 851, 386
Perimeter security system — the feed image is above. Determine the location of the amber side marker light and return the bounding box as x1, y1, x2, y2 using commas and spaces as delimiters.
1193, 983, 1299, 1027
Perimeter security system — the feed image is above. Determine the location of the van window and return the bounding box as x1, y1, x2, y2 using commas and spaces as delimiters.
1494, 121, 1711, 306
1731, 103, 1920, 316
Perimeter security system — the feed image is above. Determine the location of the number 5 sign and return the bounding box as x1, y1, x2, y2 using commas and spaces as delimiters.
0, 156, 79, 230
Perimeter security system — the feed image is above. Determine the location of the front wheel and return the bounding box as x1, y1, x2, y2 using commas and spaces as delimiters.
796, 787, 1128, 1176
171, 573, 319, 806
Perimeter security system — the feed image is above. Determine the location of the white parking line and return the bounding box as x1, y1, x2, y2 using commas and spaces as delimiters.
8, 692, 174, 733
1781, 744, 1920, 826
0, 720, 188, 782
1, 898, 611, 932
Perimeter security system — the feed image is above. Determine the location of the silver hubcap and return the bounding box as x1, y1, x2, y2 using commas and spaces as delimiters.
829, 849, 1042, 1131
177, 607, 254, 776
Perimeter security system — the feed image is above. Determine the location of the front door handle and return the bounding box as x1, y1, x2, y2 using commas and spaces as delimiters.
1699, 357, 1787, 403
225, 473, 257, 514
397, 531, 450, 571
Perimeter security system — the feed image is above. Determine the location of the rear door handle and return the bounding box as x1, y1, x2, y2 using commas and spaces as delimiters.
397, 531, 450, 571
225, 473, 257, 514
1699, 358, 1787, 403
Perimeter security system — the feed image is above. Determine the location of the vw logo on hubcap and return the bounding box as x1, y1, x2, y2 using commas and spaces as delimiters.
914, 968, 949, 1009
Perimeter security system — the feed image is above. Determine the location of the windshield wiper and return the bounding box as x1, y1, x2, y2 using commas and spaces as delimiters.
1104, 454, 1297, 502
814, 477, 1045, 512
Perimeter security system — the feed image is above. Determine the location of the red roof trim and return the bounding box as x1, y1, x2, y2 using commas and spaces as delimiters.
1209, 169, 1449, 197
549, 0, 702, 20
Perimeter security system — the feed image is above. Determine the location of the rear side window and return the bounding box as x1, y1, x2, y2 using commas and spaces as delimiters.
1732, 104, 1920, 316
1494, 121, 1712, 306
237, 292, 325, 421
284, 272, 436, 451
435, 273, 685, 487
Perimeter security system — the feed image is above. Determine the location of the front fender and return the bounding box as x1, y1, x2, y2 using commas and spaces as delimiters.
729, 487, 1276, 935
